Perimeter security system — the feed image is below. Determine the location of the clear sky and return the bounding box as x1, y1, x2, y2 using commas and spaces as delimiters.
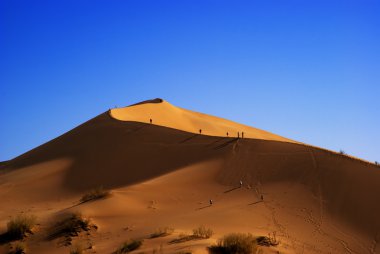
1, 0, 379, 162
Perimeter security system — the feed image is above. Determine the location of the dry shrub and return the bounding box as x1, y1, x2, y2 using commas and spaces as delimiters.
7, 214, 36, 240
150, 227, 174, 238
70, 243, 85, 254
9, 241, 26, 254
192, 225, 213, 239
170, 226, 213, 244
208, 233, 257, 254
49, 213, 93, 240
256, 232, 279, 247
80, 186, 110, 203
114, 239, 143, 254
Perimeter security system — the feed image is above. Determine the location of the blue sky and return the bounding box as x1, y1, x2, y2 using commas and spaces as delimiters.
1, 0, 379, 162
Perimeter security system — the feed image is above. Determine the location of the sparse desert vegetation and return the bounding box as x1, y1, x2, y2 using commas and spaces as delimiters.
114, 239, 143, 254
48, 212, 95, 244
170, 226, 213, 244
6, 214, 36, 240
208, 233, 258, 254
69, 242, 85, 254
150, 227, 174, 238
169, 233, 194, 244
339, 150, 346, 155
9, 241, 26, 254
80, 186, 110, 203
256, 232, 279, 247
192, 225, 213, 239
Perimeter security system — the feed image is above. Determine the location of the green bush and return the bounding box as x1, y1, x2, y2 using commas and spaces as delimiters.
114, 239, 143, 254
193, 225, 213, 239
7, 214, 36, 240
80, 186, 110, 203
208, 233, 257, 254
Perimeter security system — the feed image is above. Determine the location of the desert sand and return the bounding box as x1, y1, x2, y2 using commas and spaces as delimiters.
0, 98, 379, 254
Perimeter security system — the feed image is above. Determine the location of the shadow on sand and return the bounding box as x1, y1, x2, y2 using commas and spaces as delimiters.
130, 123, 148, 133
0, 232, 19, 245
248, 200, 263, 206
214, 138, 238, 150
196, 204, 212, 210
179, 134, 199, 143
224, 186, 241, 193
206, 137, 226, 147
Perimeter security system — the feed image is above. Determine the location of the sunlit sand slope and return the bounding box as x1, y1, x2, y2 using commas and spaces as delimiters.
111, 99, 295, 142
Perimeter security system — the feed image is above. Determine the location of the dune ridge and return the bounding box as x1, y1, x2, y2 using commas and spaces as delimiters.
111, 99, 377, 167
110, 99, 296, 143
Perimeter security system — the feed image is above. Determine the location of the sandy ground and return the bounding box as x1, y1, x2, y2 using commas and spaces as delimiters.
0, 99, 379, 254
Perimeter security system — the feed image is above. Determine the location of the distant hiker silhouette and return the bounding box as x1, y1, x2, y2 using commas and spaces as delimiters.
150, 118, 152, 124
261, 195, 264, 201
209, 199, 213, 205
199, 129, 202, 134
240, 180, 243, 188
226, 132, 229, 137
242, 132, 244, 139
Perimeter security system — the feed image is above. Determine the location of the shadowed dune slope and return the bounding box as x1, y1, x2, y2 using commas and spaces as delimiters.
1, 100, 379, 241
3, 113, 227, 192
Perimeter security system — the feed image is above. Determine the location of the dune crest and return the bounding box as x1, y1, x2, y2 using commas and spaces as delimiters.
110, 99, 295, 142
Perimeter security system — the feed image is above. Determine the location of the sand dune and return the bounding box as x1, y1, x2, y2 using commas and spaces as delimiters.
1, 99, 379, 254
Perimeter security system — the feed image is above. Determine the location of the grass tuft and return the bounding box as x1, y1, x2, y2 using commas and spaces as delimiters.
114, 239, 143, 254
208, 233, 257, 254
69, 242, 85, 254
7, 214, 36, 240
256, 232, 279, 247
192, 225, 213, 239
150, 227, 174, 238
80, 186, 110, 203
9, 241, 26, 254
170, 226, 213, 244
49, 213, 94, 241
